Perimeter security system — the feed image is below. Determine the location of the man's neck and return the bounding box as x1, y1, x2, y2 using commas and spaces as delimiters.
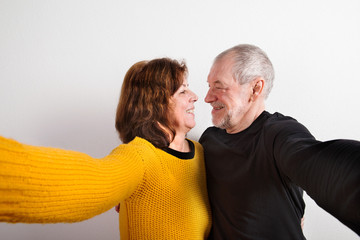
226, 101, 265, 134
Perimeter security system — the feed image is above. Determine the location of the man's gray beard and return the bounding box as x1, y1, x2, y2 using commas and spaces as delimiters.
213, 112, 232, 130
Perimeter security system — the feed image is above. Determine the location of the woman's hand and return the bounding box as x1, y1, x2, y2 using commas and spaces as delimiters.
115, 204, 120, 213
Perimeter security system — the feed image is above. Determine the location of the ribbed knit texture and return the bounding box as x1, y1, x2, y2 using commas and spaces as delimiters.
0, 136, 211, 239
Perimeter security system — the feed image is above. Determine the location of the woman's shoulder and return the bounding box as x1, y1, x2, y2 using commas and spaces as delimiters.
109, 137, 157, 160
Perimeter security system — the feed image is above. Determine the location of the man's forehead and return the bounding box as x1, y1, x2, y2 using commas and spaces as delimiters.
207, 70, 235, 85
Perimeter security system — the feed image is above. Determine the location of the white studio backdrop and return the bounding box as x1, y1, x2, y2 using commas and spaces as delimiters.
0, 0, 359, 239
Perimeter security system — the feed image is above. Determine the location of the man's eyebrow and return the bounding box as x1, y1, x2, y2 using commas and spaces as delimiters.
207, 80, 225, 87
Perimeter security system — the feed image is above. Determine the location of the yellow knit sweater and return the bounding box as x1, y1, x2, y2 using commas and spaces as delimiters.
0, 136, 211, 239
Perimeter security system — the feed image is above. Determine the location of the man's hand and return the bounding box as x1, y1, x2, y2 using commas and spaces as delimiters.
301, 217, 305, 230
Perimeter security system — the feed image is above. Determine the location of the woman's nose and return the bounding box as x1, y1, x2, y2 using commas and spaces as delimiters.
191, 90, 198, 102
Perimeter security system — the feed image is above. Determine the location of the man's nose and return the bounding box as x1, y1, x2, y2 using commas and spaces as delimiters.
204, 90, 215, 103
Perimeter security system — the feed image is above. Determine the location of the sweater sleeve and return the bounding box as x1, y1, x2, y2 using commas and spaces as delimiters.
0, 136, 144, 223
270, 118, 360, 235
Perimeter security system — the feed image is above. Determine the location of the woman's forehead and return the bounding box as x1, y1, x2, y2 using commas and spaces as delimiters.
181, 77, 189, 86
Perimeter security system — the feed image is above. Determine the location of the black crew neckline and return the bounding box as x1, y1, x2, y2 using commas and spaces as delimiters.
224, 110, 269, 136
163, 139, 195, 160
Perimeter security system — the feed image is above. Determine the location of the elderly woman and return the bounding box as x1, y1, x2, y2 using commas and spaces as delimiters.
0, 58, 211, 239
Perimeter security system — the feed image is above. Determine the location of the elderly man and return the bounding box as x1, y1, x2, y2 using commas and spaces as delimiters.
200, 44, 360, 239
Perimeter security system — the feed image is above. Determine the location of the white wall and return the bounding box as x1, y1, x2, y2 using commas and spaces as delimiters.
0, 0, 359, 239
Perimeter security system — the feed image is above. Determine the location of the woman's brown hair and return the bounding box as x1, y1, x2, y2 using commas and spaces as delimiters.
115, 58, 187, 149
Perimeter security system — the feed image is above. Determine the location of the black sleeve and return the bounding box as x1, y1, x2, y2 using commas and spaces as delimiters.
269, 118, 360, 235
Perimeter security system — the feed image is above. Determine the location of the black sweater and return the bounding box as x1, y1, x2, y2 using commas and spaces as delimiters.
200, 111, 360, 240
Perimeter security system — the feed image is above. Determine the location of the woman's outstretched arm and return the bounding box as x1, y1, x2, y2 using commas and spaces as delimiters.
0, 136, 144, 223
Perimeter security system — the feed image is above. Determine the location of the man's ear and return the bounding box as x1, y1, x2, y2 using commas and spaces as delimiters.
251, 78, 264, 101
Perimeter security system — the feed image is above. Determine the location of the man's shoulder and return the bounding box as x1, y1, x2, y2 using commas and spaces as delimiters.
264, 112, 313, 139
265, 112, 299, 127
199, 126, 222, 143
267, 111, 295, 120
201, 126, 224, 134
202, 126, 220, 134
